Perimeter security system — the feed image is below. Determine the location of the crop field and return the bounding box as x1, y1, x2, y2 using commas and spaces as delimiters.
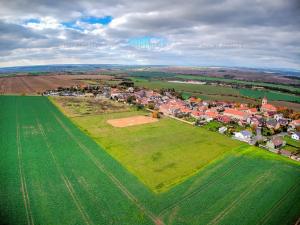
1, 96, 300, 225
131, 78, 300, 110
175, 74, 300, 94
0, 74, 113, 94
66, 110, 243, 192
239, 89, 300, 103
131, 78, 240, 96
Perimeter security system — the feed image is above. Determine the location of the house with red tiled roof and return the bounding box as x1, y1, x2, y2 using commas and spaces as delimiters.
247, 108, 258, 115
237, 104, 249, 112
289, 119, 300, 129
223, 108, 250, 120
205, 110, 219, 119
217, 115, 231, 123
191, 110, 205, 119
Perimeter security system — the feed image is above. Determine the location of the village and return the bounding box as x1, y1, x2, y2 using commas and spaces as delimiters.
43, 83, 300, 161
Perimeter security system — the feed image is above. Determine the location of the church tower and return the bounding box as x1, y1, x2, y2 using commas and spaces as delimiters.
262, 96, 267, 105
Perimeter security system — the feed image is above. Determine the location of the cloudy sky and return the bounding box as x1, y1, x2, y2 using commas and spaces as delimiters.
0, 0, 300, 69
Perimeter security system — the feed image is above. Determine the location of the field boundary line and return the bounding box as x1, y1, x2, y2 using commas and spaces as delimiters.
16, 107, 35, 225
158, 155, 244, 217
35, 119, 93, 225
52, 111, 165, 225
207, 171, 271, 225
258, 181, 300, 225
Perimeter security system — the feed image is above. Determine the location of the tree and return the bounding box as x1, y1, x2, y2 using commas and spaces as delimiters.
148, 103, 155, 110
136, 104, 144, 111
262, 127, 273, 136
126, 95, 136, 104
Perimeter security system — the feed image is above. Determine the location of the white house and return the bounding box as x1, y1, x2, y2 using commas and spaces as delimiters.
234, 130, 252, 142
291, 132, 300, 141
218, 126, 227, 134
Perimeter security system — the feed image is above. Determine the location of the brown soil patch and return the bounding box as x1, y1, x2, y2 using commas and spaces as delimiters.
107, 116, 158, 127
0, 74, 113, 94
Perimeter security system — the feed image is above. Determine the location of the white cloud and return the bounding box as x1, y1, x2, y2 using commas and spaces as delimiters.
0, 0, 299, 69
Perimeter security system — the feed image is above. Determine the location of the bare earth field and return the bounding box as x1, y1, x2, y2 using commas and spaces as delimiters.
0, 74, 113, 94
107, 115, 158, 127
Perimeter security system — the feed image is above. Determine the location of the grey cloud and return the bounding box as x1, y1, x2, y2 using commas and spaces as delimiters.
0, 0, 299, 69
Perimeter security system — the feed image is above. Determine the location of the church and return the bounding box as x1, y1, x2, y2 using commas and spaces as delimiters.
260, 97, 277, 112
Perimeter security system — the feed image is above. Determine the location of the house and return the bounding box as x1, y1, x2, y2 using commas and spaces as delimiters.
191, 110, 205, 119
234, 130, 252, 142
205, 110, 219, 119
274, 114, 283, 121
217, 115, 231, 124
266, 136, 285, 149
260, 97, 277, 112
289, 119, 300, 129
218, 126, 227, 134
127, 87, 134, 93
291, 132, 300, 141
188, 97, 201, 106
266, 119, 280, 130
277, 118, 289, 127
237, 104, 249, 112
223, 108, 249, 120
247, 108, 258, 115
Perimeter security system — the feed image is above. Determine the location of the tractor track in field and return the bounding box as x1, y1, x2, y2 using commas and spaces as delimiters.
207, 171, 271, 225
51, 111, 165, 225
35, 119, 93, 225
258, 181, 300, 225
158, 155, 245, 217
16, 108, 35, 225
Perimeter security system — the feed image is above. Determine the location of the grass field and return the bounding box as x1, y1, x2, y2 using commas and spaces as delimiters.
131, 78, 300, 110
1, 96, 300, 225
67, 110, 243, 192
239, 89, 300, 103
175, 74, 300, 94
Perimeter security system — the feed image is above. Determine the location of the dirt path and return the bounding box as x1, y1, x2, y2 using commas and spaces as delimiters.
16, 107, 35, 225
52, 111, 165, 225
35, 119, 92, 225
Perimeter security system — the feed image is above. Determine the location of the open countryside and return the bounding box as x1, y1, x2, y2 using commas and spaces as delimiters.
51, 98, 243, 192
1, 95, 300, 224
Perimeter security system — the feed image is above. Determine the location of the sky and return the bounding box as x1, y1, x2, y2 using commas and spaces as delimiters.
0, 0, 300, 69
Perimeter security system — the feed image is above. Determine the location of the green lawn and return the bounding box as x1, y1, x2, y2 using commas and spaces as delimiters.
1, 96, 300, 225
283, 136, 300, 153
71, 110, 244, 192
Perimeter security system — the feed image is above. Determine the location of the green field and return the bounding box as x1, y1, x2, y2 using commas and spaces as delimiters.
239, 89, 300, 103
131, 78, 300, 105
175, 74, 300, 94
67, 110, 243, 192
1, 96, 300, 225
